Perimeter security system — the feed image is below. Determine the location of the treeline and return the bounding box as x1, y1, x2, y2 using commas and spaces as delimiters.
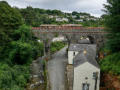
19, 7, 64, 26
100, 0, 120, 75
0, 1, 44, 89
15, 6, 103, 27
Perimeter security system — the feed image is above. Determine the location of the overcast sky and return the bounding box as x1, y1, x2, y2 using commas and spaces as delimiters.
2, 0, 107, 17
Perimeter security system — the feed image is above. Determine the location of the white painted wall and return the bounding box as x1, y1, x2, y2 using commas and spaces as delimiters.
68, 51, 79, 64
52, 36, 65, 42
73, 62, 100, 90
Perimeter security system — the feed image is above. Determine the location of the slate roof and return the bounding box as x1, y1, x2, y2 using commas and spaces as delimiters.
78, 39, 91, 44
69, 44, 99, 68
69, 44, 96, 51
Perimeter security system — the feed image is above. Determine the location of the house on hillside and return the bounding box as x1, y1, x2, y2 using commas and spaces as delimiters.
75, 19, 83, 22
67, 40, 100, 90
56, 17, 68, 22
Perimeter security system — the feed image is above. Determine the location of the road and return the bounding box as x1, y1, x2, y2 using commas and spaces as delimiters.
47, 46, 68, 90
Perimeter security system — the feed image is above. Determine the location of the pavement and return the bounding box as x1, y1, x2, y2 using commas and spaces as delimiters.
47, 46, 68, 90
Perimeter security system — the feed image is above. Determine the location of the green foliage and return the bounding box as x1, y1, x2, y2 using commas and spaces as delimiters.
100, 52, 120, 75
19, 6, 102, 26
75, 14, 80, 19
31, 42, 44, 59
0, 25, 44, 65
20, 7, 64, 26
50, 41, 65, 53
0, 1, 23, 30
0, 2, 45, 89
9, 41, 33, 65
100, 0, 120, 76
0, 28, 10, 46
47, 9, 63, 15
68, 16, 75, 24
0, 63, 30, 90
72, 11, 79, 15
13, 25, 32, 41
104, 0, 120, 52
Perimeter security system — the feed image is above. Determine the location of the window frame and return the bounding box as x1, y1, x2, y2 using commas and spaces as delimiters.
82, 83, 89, 90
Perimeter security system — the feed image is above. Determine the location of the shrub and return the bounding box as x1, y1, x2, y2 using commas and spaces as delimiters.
0, 63, 30, 90
100, 52, 120, 75
50, 41, 65, 53
8, 41, 33, 65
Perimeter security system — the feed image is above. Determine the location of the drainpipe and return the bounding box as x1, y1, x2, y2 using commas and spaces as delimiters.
94, 72, 98, 90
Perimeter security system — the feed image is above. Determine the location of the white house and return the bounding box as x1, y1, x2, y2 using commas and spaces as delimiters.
52, 36, 66, 42
75, 19, 83, 22
68, 39, 90, 64
56, 17, 68, 22
67, 41, 100, 90
72, 15, 77, 19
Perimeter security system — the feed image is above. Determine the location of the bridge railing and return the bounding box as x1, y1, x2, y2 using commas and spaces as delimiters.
32, 26, 106, 35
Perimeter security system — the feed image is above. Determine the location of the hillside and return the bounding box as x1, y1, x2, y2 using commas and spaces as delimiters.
17, 6, 103, 27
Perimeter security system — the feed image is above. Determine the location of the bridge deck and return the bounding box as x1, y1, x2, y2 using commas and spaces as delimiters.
32, 25, 106, 36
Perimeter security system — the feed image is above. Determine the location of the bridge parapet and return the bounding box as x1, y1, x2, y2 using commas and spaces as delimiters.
32, 26, 106, 35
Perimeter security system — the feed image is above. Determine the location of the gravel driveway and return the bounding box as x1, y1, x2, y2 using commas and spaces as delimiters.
47, 46, 68, 90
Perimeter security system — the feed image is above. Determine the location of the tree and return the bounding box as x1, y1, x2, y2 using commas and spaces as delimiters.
0, 1, 23, 55
75, 14, 80, 19
72, 11, 78, 15
52, 10, 63, 15
20, 6, 37, 26
68, 16, 74, 23
0, 1, 23, 30
104, 0, 120, 52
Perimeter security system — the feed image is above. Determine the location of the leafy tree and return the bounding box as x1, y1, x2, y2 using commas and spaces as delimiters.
52, 10, 63, 15
72, 11, 78, 15
0, 1, 23, 58
46, 9, 52, 15
104, 0, 120, 52
0, 2, 44, 89
68, 16, 74, 23
0, 1, 23, 30
100, 52, 120, 75
75, 14, 80, 19
20, 6, 37, 26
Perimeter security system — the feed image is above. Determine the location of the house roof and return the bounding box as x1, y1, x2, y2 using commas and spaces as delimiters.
78, 39, 91, 44
69, 44, 95, 51
72, 44, 99, 68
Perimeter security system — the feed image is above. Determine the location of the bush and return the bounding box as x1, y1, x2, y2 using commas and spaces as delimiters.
8, 41, 33, 65
100, 52, 120, 75
31, 42, 44, 59
0, 63, 30, 90
50, 41, 65, 53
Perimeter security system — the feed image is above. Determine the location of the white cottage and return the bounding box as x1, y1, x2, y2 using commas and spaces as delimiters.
68, 43, 100, 90
68, 39, 91, 64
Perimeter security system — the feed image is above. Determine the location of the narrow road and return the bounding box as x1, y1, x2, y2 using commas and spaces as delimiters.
48, 46, 68, 90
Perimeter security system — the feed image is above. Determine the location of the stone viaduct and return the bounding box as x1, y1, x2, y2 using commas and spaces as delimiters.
32, 24, 106, 57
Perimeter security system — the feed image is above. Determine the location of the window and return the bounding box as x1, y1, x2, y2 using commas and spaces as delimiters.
82, 83, 89, 90
93, 72, 97, 79
73, 52, 76, 56
93, 72, 98, 79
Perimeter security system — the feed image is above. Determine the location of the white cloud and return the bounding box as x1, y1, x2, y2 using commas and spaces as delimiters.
1, 0, 107, 17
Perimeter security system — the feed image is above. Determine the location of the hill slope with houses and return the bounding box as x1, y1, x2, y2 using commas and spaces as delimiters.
18, 7, 104, 27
